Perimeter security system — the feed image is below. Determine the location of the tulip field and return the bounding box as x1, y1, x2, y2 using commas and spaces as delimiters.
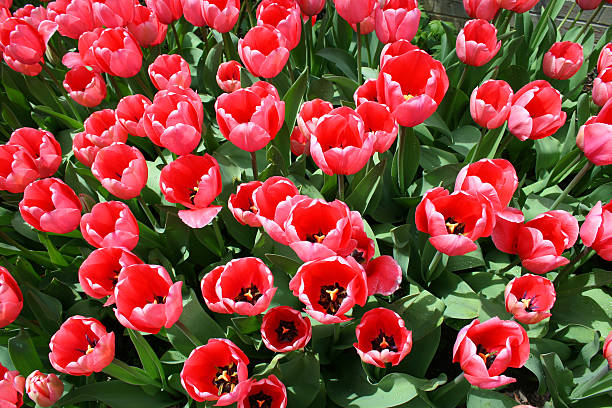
1, 0, 612, 407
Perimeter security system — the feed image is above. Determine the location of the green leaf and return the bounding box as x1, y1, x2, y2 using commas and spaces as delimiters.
33, 105, 83, 129
317, 48, 357, 81
8, 330, 43, 376
37, 232, 68, 266
283, 67, 308, 131
103, 359, 161, 386
56, 381, 177, 408
390, 290, 445, 341
265, 253, 302, 276
393, 128, 420, 194
467, 388, 519, 408
280, 352, 321, 408
540, 352, 574, 408
429, 373, 471, 408
23, 287, 62, 334
346, 159, 386, 213
128, 329, 166, 387
570, 361, 612, 400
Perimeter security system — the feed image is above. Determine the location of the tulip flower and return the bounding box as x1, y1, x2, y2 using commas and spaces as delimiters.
374, 0, 420, 44
491, 207, 524, 254
498, 0, 540, 13
354, 307, 413, 368
49, 316, 115, 376
91, 27, 143, 78
238, 375, 288, 408
355, 101, 399, 153
229, 181, 263, 227
80, 201, 139, 250
290, 126, 308, 156
0, 17, 57, 76
148, 54, 191, 91
183, 0, 240, 32
576, 0, 603, 10
260, 306, 312, 353
0, 145, 39, 194
78, 246, 142, 306
216, 60, 241, 93
463, 0, 500, 21
74, 109, 129, 167
543, 41, 584, 80
351, 2, 377, 34
379, 39, 418, 68
115, 94, 152, 137
297, 99, 334, 138
92, 0, 136, 28
181, 338, 251, 404
453, 317, 530, 389
604, 331, 612, 368
593, 67, 612, 107
257, 0, 302, 50
252, 176, 300, 221
334, 0, 376, 24
201, 257, 276, 315
127, 5, 168, 48
91, 143, 148, 200
25, 371, 63, 408
13, 5, 52, 29
19, 178, 82, 234
52, 0, 96, 40
505, 274, 556, 324
0, 266, 23, 327
508, 80, 567, 141
470, 80, 513, 129
576, 98, 612, 165
62, 28, 103, 72
456, 19, 501, 67
146, 0, 183, 24
239, 24, 289, 78
63, 65, 107, 107
0, 363, 24, 408
597, 43, 612, 72
354, 79, 379, 106
297, 0, 325, 16
580, 200, 612, 261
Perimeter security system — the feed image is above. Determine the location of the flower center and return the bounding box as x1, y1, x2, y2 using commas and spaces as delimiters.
404, 94, 414, 101
212, 362, 239, 396
235, 284, 263, 305
189, 186, 199, 204
476, 344, 497, 368
77, 334, 98, 355
371, 330, 398, 352
519, 291, 538, 312
275, 319, 298, 343
248, 390, 273, 408
445, 217, 465, 235
152, 295, 166, 304
318, 282, 347, 315
307, 232, 326, 243
350, 249, 366, 264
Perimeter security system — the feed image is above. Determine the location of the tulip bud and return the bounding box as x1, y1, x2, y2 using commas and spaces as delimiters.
25, 371, 64, 407
463, 0, 500, 21
593, 68, 612, 107
470, 80, 513, 129
63, 66, 107, 108
238, 25, 290, 78
543, 41, 584, 80
216, 60, 242, 93
375, 0, 420, 43
580, 200, 612, 261
148, 54, 191, 91
604, 331, 612, 369
456, 19, 501, 67
91, 143, 148, 200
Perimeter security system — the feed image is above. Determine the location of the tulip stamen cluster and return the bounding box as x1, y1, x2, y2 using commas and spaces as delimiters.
248, 391, 273, 408
213, 363, 239, 396
274, 320, 298, 343
445, 217, 466, 235
307, 232, 326, 243
235, 284, 263, 305
476, 345, 497, 369
519, 292, 539, 312
318, 282, 347, 314
371, 330, 398, 353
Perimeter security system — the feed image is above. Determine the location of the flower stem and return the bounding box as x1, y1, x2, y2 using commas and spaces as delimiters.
498, 257, 521, 274
550, 161, 593, 210
494, 133, 513, 158
108, 74, 123, 99
568, 10, 583, 30
212, 218, 226, 256
554, 246, 593, 283
171, 21, 182, 53
356, 23, 362, 85
337, 174, 345, 201
429, 251, 443, 275
175, 321, 201, 347
153, 144, 168, 165
251, 151, 259, 180
559, 2, 576, 30
135, 70, 154, 99
577, 1, 604, 40
456, 65, 468, 91
222, 32, 236, 62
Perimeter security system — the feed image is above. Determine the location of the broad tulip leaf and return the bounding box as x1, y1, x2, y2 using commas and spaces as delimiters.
56, 380, 178, 407
467, 388, 519, 407
345, 159, 386, 214
8, 330, 43, 376
128, 329, 166, 387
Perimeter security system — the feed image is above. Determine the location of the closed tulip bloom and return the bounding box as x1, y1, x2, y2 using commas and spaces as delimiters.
180, 338, 251, 404
543, 41, 584, 80
354, 79, 379, 106
193, 0, 240, 32
228, 181, 263, 227
257, 0, 302, 50
91, 27, 142, 78
143, 86, 204, 155
19, 178, 82, 234
580, 201, 612, 261
92, 0, 136, 28
239, 24, 289, 78
80, 201, 139, 250
0, 17, 57, 76
375, 0, 420, 44
201, 257, 276, 315
52, 0, 96, 40
597, 43, 612, 72
127, 5, 167, 48
91, 143, 148, 200
297, 0, 325, 16
146, 0, 183, 24
115, 94, 152, 137
456, 19, 501, 67
351, 2, 377, 34
491, 207, 524, 254
290, 126, 308, 156
261, 306, 312, 353
356, 101, 398, 153
0, 363, 24, 408
334, 0, 376, 24
78, 246, 142, 306
149, 54, 191, 91
0, 266, 23, 327
505, 274, 555, 324
216, 60, 241, 93
63, 65, 107, 107
463, 0, 500, 21
508, 80, 567, 141
74, 109, 129, 167
593, 67, 612, 107
297, 98, 334, 138
49, 315, 115, 376
251, 176, 299, 221
0, 145, 39, 194
576, 98, 612, 165
25, 371, 63, 408
238, 375, 288, 408
354, 308, 412, 368
604, 331, 612, 368
216, 81, 285, 152
9, 128, 60, 178
452, 317, 529, 389
576, 0, 602, 10
62, 28, 103, 72
470, 80, 513, 129
379, 39, 419, 68
498, 0, 539, 13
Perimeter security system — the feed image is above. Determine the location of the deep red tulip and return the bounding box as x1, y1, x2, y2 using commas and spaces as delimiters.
379, 39, 418, 68
238, 375, 288, 408
580, 200, 612, 261
49, 315, 115, 376
597, 43, 612, 72
159, 154, 223, 228
257, 0, 302, 50
355, 101, 398, 153
52, 0, 96, 40
127, 5, 167, 48
63, 65, 107, 107
377, 46, 448, 127
297, 0, 325, 16
62, 28, 103, 72
229, 181, 263, 227
498, 0, 539, 13
576, 0, 602, 10
350, 2, 377, 34
216, 81, 285, 152
25, 371, 63, 408
260, 306, 312, 353
576, 98, 612, 165
505, 274, 555, 324
238, 24, 289, 78
491, 207, 524, 254
593, 67, 612, 107
91, 143, 148, 200
73, 108, 128, 167
297, 98, 333, 139
252, 176, 299, 221
290, 126, 308, 155
180, 338, 250, 405
201, 257, 276, 315
0, 145, 39, 194
0, 266, 23, 328
115, 94, 151, 137
543, 41, 584, 80
415, 187, 495, 256
604, 331, 612, 368
463, 0, 500, 20
114, 264, 183, 333
80, 201, 139, 250
452, 317, 529, 389
19, 178, 82, 234
146, 0, 183, 24
149, 54, 191, 91
457, 19, 501, 67
289, 256, 368, 324
374, 0, 420, 44
91, 27, 142, 78
216, 60, 241, 93
470, 79, 513, 129
354, 307, 412, 368
508, 80, 567, 141
0, 17, 57, 75
78, 246, 142, 306
143, 86, 204, 155
92, 0, 136, 28
0, 363, 24, 408
334, 0, 376, 24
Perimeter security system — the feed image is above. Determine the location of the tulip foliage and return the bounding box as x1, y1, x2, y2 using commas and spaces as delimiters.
0, 0, 612, 407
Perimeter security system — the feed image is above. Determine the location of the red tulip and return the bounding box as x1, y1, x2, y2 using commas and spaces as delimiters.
580, 200, 612, 261
114, 264, 183, 333
10, 127, 61, 177
216, 60, 241, 93
148, 54, 191, 91
257, 0, 302, 50
377, 46, 448, 127
505, 274, 555, 324
127, 5, 167, 48
13, 5, 51, 28
350, 2, 377, 34
73, 108, 128, 167
452, 317, 529, 389
260, 306, 312, 353
470, 79, 513, 129
91, 27, 142, 78
201, 257, 276, 315
374, 0, 420, 44
49, 315, 115, 376
238, 375, 288, 408
604, 331, 612, 368
25, 371, 63, 408
239, 24, 289, 78
297, 98, 333, 139
289, 256, 368, 324
491, 207, 524, 254
63, 65, 107, 107
0, 266, 23, 327
456, 19, 501, 67
593, 67, 612, 107
498, 0, 539, 13
62, 28, 103, 72
183, 0, 240, 32
52, 0, 96, 40
180, 338, 250, 405
115, 94, 152, 137
159, 154, 223, 228
252, 176, 299, 221
216, 81, 285, 152
229, 181, 263, 227
354, 307, 412, 368
80, 201, 139, 250
354, 79, 379, 106
415, 187, 495, 256
508, 80, 567, 141
576, 0, 602, 10
91, 143, 148, 200
463, 0, 500, 21
0, 17, 57, 76
597, 43, 612, 72
297, 0, 325, 16
19, 178, 82, 234
0, 6, 9, 22
290, 126, 308, 155
92, 0, 136, 28
355, 101, 398, 153
0, 145, 39, 194
146, 0, 183, 24
78, 246, 142, 306
364, 255, 403, 296
543, 41, 584, 80
576, 98, 612, 165
334, 0, 376, 24
379, 39, 418, 68
0, 363, 24, 408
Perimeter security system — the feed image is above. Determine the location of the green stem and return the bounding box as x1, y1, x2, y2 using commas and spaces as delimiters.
337, 174, 345, 201
153, 144, 168, 165
137, 195, 160, 229
212, 218, 226, 255
222, 32, 236, 62
251, 151, 259, 180
356, 23, 362, 85
175, 321, 201, 347
456, 65, 468, 90
554, 246, 592, 283
286, 58, 295, 82
568, 9, 583, 30
494, 133, 513, 158
577, 2, 604, 40
200, 27, 210, 51
559, 2, 576, 30
499, 257, 521, 274
365, 33, 373, 67
0, 229, 52, 266
550, 161, 593, 210
428, 251, 443, 274
171, 21, 182, 53
108, 74, 123, 99
135, 70, 154, 99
